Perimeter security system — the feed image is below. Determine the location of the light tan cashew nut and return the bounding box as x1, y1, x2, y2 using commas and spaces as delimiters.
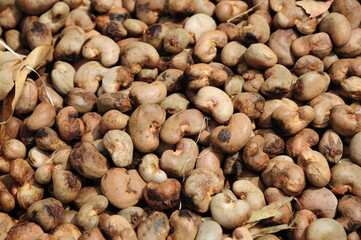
139, 153, 167, 183
76, 195, 108, 230
210, 113, 252, 153
102, 66, 134, 93
103, 130, 133, 168
74, 61, 108, 93
194, 86, 233, 123
39, 2, 70, 33
232, 179, 266, 211
129, 81, 167, 106
99, 214, 137, 240
194, 30, 228, 63
329, 162, 361, 197
54, 26, 87, 62
82, 35, 120, 67
51, 61, 75, 96
195, 220, 223, 240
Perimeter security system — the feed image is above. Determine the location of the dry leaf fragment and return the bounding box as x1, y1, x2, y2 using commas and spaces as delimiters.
296, 0, 334, 18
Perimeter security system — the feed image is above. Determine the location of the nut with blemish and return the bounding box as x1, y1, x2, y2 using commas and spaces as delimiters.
0, 181, 15, 212
210, 113, 252, 154
339, 76, 361, 100
142, 23, 170, 51
0, 212, 15, 239
95, 7, 131, 29
76, 195, 108, 230
35, 127, 67, 151
261, 64, 292, 99
69, 142, 109, 179
137, 211, 170, 240
25, 20, 52, 50
335, 28, 361, 58
242, 135, 270, 172
16, 179, 44, 209
244, 43, 277, 69
101, 168, 146, 209
308, 92, 345, 128
271, 105, 315, 136
233, 92, 265, 120
102, 21, 127, 42
14, 78, 38, 115
291, 33, 333, 59
183, 168, 224, 213
66, 88, 98, 114
184, 63, 228, 89
102, 66, 134, 93
329, 162, 361, 197
239, 13, 270, 46
25, 102, 56, 131
231, 227, 253, 240
38, 85, 64, 110
221, 41, 246, 68
26, 197, 64, 231
99, 214, 137, 240
160, 109, 206, 145
155, 68, 183, 93
0, 2, 22, 29
258, 98, 298, 128
254, 129, 285, 158
242, 69, 265, 92
163, 28, 195, 54
51, 223, 81, 240
120, 41, 160, 73
2, 139, 26, 160
3, 116, 22, 142
73, 186, 100, 209
96, 91, 132, 114
194, 86, 233, 123
298, 187, 338, 218
337, 195, 361, 232
285, 128, 319, 159
103, 130, 133, 167
79, 228, 106, 240
117, 207, 145, 229
161, 93, 190, 115
168, 209, 199, 240
144, 178, 181, 210
194, 30, 227, 63
16, 0, 58, 15
56, 106, 85, 142
293, 55, 324, 76
9, 158, 34, 185
52, 170, 81, 204
54, 26, 87, 62
210, 192, 251, 229
224, 75, 245, 98
328, 58, 361, 85
39, 2, 70, 33
262, 156, 306, 196
135, 0, 166, 25
297, 149, 331, 187
51, 61, 75, 96
6, 222, 44, 240
81, 112, 102, 143
65, 8, 95, 32
319, 130, 343, 164
330, 104, 361, 137
263, 187, 292, 225
160, 138, 199, 178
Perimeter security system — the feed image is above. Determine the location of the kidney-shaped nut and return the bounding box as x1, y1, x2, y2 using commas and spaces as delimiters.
76, 195, 108, 230
96, 91, 132, 114
194, 30, 227, 63
244, 43, 277, 69
39, 2, 70, 33
74, 61, 109, 94
328, 58, 361, 85
242, 135, 270, 172
293, 71, 330, 101
293, 55, 324, 76
183, 168, 224, 213
99, 214, 137, 240
160, 138, 199, 178
69, 142, 109, 179
262, 187, 292, 225
308, 92, 345, 129
35, 127, 67, 151
239, 13, 270, 45
291, 32, 333, 59
26, 197, 64, 231
261, 64, 292, 99
137, 211, 170, 240
66, 88, 98, 114
51, 223, 81, 240
51, 61, 75, 96
254, 129, 285, 158
210, 113, 252, 154
221, 41, 247, 67
139, 153, 167, 183
285, 128, 319, 159
25, 102, 56, 131
183, 63, 228, 89
1, 139, 26, 161
194, 86, 233, 123
297, 149, 331, 187
288, 209, 317, 240
335, 28, 361, 58
15, 78, 38, 115
318, 12, 352, 47
262, 156, 306, 196
232, 179, 266, 211
16, 0, 57, 15
271, 105, 315, 136
319, 130, 343, 164
120, 41, 160, 74
52, 170, 81, 204
144, 178, 181, 210
258, 98, 298, 128
0, 181, 15, 212
195, 220, 223, 240
337, 195, 361, 232
168, 209, 199, 240
82, 35, 120, 67
329, 104, 361, 137
160, 109, 206, 145
117, 206, 145, 229
54, 26, 87, 62
55, 106, 85, 142
102, 66, 134, 93
99, 110, 129, 134
329, 162, 361, 197
128, 104, 166, 153
305, 218, 347, 240
268, 28, 298, 67
129, 81, 167, 106
210, 192, 251, 229
103, 130, 133, 167
339, 76, 361, 100
101, 168, 146, 209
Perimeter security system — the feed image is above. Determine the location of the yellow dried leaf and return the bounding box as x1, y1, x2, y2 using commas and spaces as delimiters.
296, 0, 334, 18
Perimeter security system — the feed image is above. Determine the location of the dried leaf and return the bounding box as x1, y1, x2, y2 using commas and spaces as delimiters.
247, 197, 293, 223
0, 45, 53, 124
251, 224, 297, 238
296, 0, 334, 18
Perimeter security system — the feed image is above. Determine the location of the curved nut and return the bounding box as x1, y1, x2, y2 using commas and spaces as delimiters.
328, 58, 361, 85
194, 30, 227, 63
268, 28, 298, 67
318, 12, 352, 47
54, 26, 87, 62
293, 71, 330, 101
144, 178, 181, 210
56, 106, 85, 141
99, 214, 137, 240
291, 32, 333, 59
232, 179, 266, 211
329, 104, 361, 137
242, 135, 270, 172
103, 130, 133, 167
286, 128, 319, 159
239, 13, 270, 45
76, 195, 108, 230
319, 130, 343, 164
39, 2, 70, 33
184, 63, 228, 89
261, 64, 293, 99
102, 66, 134, 93
329, 162, 361, 197
129, 81, 167, 106
244, 43, 277, 69
51, 61, 75, 96
139, 153, 167, 183
25, 102, 56, 131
